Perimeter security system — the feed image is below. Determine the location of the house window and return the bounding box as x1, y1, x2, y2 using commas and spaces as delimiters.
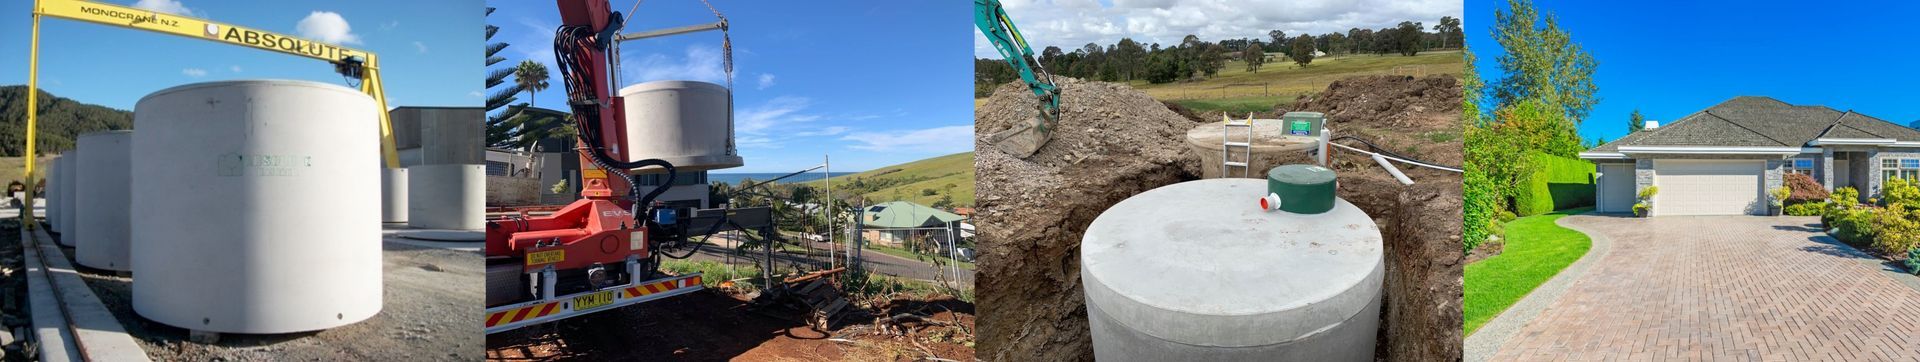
1787, 158, 1815, 176
1884, 158, 1920, 182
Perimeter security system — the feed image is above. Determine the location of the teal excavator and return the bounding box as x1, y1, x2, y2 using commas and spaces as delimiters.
976, 0, 1061, 157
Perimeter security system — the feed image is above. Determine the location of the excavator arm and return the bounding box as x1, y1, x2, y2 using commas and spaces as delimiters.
974, 0, 1060, 157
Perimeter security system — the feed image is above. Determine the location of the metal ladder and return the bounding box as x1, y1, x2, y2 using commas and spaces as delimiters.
1222, 115, 1254, 177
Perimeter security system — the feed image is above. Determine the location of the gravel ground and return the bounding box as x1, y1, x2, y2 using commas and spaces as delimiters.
69, 234, 481, 361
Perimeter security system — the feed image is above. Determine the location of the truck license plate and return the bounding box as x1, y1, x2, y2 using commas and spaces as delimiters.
573, 291, 615, 311
526, 250, 565, 266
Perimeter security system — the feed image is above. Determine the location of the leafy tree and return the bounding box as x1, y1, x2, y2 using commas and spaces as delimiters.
484, 7, 527, 147
1393, 21, 1425, 56
1492, 0, 1600, 123
1288, 34, 1316, 67
1492, 98, 1585, 158
1243, 41, 1268, 73
1113, 38, 1147, 80
0, 86, 133, 157
1348, 28, 1373, 54
1143, 51, 1181, 84
1435, 16, 1464, 49
1200, 43, 1228, 78
1320, 32, 1347, 55
1628, 109, 1645, 133
1267, 30, 1286, 47
973, 58, 1015, 98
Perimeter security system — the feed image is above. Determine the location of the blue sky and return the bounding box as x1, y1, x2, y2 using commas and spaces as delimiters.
0, 0, 481, 109
490, 0, 973, 173
1466, 0, 1920, 144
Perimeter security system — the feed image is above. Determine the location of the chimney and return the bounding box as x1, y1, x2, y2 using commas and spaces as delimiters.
1645, 120, 1660, 129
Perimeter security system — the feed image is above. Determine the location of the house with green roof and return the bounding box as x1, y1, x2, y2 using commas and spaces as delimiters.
1579, 96, 1920, 216
859, 201, 966, 247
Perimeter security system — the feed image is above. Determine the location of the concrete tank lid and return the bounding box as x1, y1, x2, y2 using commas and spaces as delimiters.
618, 79, 728, 95
1184, 121, 1318, 151
139, 79, 366, 104
1080, 178, 1383, 347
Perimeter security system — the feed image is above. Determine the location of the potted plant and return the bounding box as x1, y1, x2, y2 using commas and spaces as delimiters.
1634, 186, 1659, 217
1769, 186, 1791, 216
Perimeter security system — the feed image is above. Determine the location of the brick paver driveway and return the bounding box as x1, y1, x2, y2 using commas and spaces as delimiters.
1492, 215, 1920, 361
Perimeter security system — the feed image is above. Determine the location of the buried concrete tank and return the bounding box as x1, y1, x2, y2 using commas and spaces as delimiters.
1186, 117, 1319, 179
1081, 165, 1383, 361
130, 80, 381, 334
619, 80, 743, 173
407, 164, 483, 230
383, 168, 409, 224
75, 131, 133, 272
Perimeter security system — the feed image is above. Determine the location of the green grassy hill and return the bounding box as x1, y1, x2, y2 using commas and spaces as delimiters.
828, 152, 973, 208
1132, 51, 1464, 115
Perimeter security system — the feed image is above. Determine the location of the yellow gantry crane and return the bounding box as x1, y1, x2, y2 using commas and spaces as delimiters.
21, 0, 403, 224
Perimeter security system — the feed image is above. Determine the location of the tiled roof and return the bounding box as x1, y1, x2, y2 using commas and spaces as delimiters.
1586, 96, 1920, 153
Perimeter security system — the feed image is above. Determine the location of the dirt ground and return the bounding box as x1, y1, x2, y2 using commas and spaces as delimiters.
484, 288, 975, 361
69, 236, 483, 361
975, 75, 1462, 361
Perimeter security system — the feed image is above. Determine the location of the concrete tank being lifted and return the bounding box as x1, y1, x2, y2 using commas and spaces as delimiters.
619, 80, 743, 174
1081, 167, 1383, 361
131, 80, 382, 334
75, 131, 133, 272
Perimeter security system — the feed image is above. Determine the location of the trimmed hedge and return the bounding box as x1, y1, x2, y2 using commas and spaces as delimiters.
1514, 151, 1596, 216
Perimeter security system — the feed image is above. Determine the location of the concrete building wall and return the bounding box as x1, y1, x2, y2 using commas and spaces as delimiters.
390, 107, 484, 166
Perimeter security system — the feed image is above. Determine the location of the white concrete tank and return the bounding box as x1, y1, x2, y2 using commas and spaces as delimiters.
46, 155, 61, 233
382, 168, 408, 224
407, 164, 484, 230
58, 147, 79, 243
75, 131, 133, 271
618, 80, 743, 173
131, 80, 382, 333
1081, 178, 1383, 361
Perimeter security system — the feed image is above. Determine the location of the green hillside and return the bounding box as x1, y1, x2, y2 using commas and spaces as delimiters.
0, 85, 136, 156
828, 152, 974, 208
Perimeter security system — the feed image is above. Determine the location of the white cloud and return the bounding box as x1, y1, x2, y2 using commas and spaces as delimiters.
132, 0, 191, 16
381, 20, 400, 32
468, 90, 483, 98
181, 68, 207, 77
840, 125, 974, 153
736, 96, 821, 134
413, 41, 429, 54
296, 11, 362, 45
977, 0, 1461, 57
228, 65, 242, 73
794, 126, 850, 137
627, 44, 729, 85
756, 73, 776, 90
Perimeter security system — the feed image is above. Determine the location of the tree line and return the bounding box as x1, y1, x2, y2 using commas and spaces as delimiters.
0, 86, 134, 157
975, 17, 1463, 97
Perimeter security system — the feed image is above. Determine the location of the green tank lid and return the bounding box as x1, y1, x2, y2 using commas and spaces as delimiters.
1267, 164, 1336, 214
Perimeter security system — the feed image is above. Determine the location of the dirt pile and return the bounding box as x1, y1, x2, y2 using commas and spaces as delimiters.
1292, 75, 1462, 131
974, 78, 1198, 362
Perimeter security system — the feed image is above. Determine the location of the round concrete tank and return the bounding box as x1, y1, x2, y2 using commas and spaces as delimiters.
1187, 120, 1318, 179
407, 164, 483, 230
58, 147, 80, 243
130, 80, 382, 333
618, 80, 743, 173
382, 168, 408, 224
1081, 177, 1382, 361
47, 155, 62, 233
75, 131, 133, 271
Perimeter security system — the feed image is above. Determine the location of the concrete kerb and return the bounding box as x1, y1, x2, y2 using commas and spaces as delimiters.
1462, 212, 1616, 362
22, 224, 152, 361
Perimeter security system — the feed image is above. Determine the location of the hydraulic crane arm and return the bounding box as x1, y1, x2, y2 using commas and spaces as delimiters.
24, 0, 404, 178
974, 0, 1060, 158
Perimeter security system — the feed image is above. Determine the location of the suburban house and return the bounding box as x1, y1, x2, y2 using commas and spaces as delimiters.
1580, 96, 1920, 216
859, 201, 966, 248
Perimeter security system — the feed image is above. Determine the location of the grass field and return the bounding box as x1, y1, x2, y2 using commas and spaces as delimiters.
826, 152, 973, 207
1134, 50, 1463, 114
1463, 207, 1593, 335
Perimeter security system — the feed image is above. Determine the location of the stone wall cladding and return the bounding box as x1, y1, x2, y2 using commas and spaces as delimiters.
1870, 150, 1920, 199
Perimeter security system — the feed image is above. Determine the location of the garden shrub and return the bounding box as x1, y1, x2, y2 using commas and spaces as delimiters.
1883, 177, 1920, 207
1831, 207, 1879, 244
1824, 187, 1861, 226
1784, 201, 1827, 216
1513, 151, 1596, 216
1782, 173, 1829, 204
1906, 248, 1920, 275
1869, 204, 1920, 257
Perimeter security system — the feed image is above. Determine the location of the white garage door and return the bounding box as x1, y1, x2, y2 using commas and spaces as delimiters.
1653, 160, 1764, 216
1596, 164, 1636, 213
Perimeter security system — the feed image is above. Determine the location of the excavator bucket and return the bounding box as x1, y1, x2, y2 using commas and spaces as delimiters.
989, 114, 1051, 158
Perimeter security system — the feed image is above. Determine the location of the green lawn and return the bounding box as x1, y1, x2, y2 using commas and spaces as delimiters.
826, 152, 974, 207
1463, 207, 1593, 335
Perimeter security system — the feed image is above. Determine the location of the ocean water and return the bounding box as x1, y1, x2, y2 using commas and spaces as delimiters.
708, 172, 857, 185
